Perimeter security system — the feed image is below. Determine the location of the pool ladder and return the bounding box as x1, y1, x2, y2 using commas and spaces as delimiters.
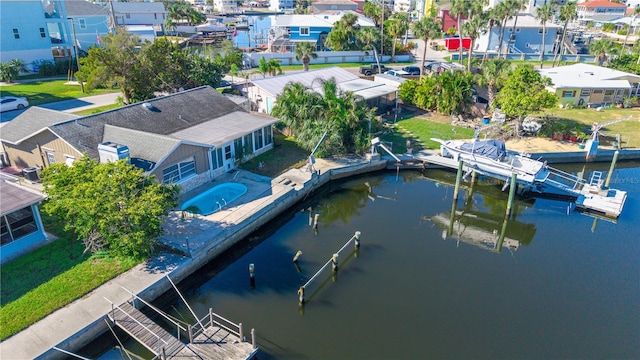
214, 198, 227, 212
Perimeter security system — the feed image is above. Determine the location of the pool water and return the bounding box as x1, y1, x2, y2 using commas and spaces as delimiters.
181, 182, 247, 215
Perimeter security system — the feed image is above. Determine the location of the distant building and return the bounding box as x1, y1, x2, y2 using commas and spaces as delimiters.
313, 0, 358, 13
577, 0, 627, 24
474, 14, 562, 55
111, 1, 168, 35
214, 0, 239, 14
65, 0, 110, 51
393, 0, 414, 14
270, 0, 296, 11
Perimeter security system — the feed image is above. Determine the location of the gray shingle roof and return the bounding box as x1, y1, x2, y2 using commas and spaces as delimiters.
0, 107, 78, 145
51, 86, 246, 159
102, 124, 180, 165
65, 1, 109, 17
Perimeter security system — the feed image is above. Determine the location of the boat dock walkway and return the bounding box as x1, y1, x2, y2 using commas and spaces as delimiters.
106, 298, 257, 359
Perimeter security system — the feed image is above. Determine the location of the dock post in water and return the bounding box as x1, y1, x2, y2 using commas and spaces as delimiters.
604, 150, 619, 188
331, 253, 339, 272
298, 286, 305, 304
354, 231, 361, 248
453, 160, 464, 200
252, 328, 257, 349
506, 173, 517, 217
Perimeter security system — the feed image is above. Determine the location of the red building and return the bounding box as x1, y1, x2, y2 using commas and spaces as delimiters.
439, 9, 466, 34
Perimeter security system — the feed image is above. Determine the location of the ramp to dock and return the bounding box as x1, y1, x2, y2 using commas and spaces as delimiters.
107, 301, 187, 358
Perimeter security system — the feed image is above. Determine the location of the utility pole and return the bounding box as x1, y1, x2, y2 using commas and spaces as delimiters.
69, 18, 84, 92
108, 0, 117, 32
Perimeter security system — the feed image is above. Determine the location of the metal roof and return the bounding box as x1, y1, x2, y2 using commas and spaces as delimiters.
539, 63, 640, 89
0, 180, 44, 217
272, 12, 375, 28
251, 67, 360, 97
171, 111, 279, 147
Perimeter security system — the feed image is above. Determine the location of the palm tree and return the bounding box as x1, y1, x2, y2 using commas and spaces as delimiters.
553, 1, 577, 67
412, 16, 443, 77
462, 14, 487, 72
0, 59, 27, 83
536, 1, 556, 68
506, 0, 527, 57
475, 58, 512, 109
450, 0, 467, 64
623, 7, 640, 55
497, 0, 521, 58
386, 14, 409, 62
483, 7, 501, 63
294, 42, 318, 71
590, 38, 616, 66
494, 2, 510, 58
256, 57, 281, 77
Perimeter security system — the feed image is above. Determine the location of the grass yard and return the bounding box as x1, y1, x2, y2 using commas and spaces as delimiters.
0, 80, 117, 106
0, 215, 139, 340
241, 131, 308, 177
72, 103, 122, 116
381, 116, 476, 153
538, 107, 640, 148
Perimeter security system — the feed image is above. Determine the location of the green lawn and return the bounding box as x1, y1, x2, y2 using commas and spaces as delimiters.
0, 214, 139, 340
381, 116, 476, 153
0, 81, 118, 106
241, 131, 308, 177
72, 103, 122, 116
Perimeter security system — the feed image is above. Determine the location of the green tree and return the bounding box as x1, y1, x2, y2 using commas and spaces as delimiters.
325, 13, 359, 51
356, 26, 382, 65
294, 41, 318, 71
536, 1, 556, 68
590, 38, 617, 66
41, 157, 178, 258
411, 16, 443, 77
553, 1, 577, 67
0, 59, 27, 83
212, 40, 244, 73
385, 13, 409, 62
494, 64, 558, 120
475, 58, 512, 109
482, 7, 502, 63
271, 78, 374, 155
398, 71, 474, 115
609, 53, 640, 74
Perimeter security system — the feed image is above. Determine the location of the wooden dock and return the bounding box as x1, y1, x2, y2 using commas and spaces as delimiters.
107, 299, 257, 359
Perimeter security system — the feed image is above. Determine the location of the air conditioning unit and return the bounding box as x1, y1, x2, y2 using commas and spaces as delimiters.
98, 142, 130, 164
23, 167, 40, 183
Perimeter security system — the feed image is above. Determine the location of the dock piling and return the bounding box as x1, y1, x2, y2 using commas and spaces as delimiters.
453, 160, 463, 200
604, 150, 619, 188
506, 173, 517, 217
354, 231, 361, 248
331, 253, 339, 272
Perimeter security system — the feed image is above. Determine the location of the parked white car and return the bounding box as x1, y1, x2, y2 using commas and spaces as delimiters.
385, 69, 410, 77
0, 96, 29, 112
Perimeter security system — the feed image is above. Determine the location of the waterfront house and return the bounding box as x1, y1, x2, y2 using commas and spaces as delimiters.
539, 63, 640, 107
0, 0, 71, 70
247, 67, 398, 114
474, 14, 562, 55
0, 87, 278, 194
0, 180, 47, 265
214, 0, 239, 13
111, 1, 168, 36
577, 0, 627, 25
313, 0, 358, 12
65, 0, 110, 51
268, 11, 375, 52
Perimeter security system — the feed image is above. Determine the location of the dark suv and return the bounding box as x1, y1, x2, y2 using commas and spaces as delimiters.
402, 66, 421, 75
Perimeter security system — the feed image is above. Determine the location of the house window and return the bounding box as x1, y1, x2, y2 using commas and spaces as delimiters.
538, 28, 543, 34
525, 42, 530, 48
46, 151, 55, 165
39, 28, 46, 38
211, 148, 224, 170
126, 13, 131, 18
300, 27, 309, 36
13, 28, 20, 39
264, 125, 273, 146
224, 145, 232, 160
253, 129, 264, 151
562, 90, 576, 98
1, 207, 38, 246
581, 89, 590, 96
243, 134, 253, 155
592, 89, 603, 94
162, 158, 196, 183
79, 18, 86, 29
154, 13, 158, 20
604, 89, 614, 96
516, 28, 521, 32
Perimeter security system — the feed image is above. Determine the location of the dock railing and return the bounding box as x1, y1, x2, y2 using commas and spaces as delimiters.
188, 308, 257, 349
120, 286, 188, 341
105, 299, 169, 356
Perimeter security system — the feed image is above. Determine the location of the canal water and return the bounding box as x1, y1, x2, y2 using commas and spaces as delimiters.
90, 162, 640, 359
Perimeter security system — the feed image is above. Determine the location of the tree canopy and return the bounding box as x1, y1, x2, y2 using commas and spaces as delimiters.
76, 28, 223, 103
271, 78, 374, 156
41, 157, 178, 258
494, 65, 557, 119
399, 70, 475, 115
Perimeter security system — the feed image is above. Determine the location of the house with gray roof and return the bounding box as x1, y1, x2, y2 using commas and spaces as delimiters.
247, 67, 398, 114
0, 180, 48, 265
0, 87, 278, 193
112, 1, 168, 37
539, 63, 640, 107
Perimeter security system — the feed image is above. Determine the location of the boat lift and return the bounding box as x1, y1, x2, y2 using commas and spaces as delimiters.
585, 116, 638, 159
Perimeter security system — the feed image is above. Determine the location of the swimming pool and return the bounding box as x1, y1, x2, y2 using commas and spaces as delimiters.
181, 182, 248, 216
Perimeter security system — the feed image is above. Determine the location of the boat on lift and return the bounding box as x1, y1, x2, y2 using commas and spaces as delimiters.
431, 138, 550, 184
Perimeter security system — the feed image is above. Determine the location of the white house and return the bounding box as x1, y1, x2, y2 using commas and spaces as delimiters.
111, 1, 168, 35
270, 0, 295, 11
394, 0, 415, 13
214, 0, 239, 13
539, 63, 640, 107
247, 67, 399, 114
